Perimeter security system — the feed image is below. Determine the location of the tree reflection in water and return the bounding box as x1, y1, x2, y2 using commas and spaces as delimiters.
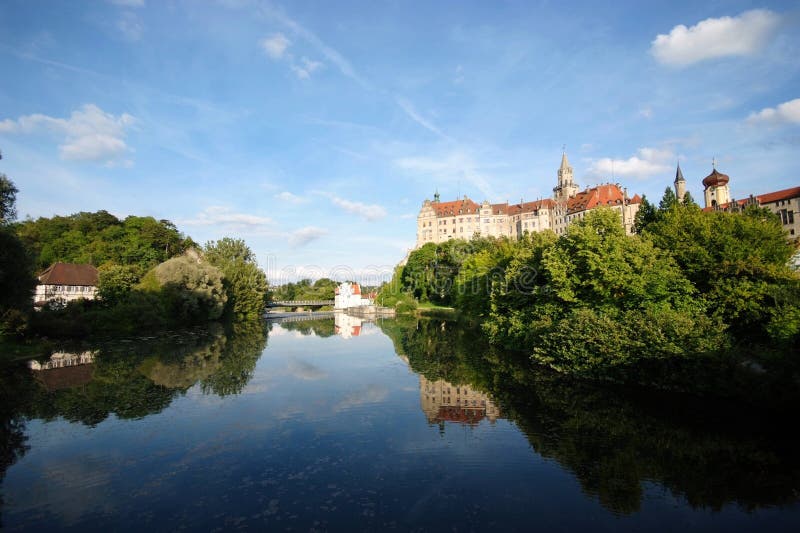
380, 316, 800, 515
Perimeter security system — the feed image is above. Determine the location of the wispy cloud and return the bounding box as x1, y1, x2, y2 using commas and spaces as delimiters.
324, 194, 387, 221
261, 32, 290, 59
288, 226, 328, 246
747, 98, 800, 126
396, 97, 452, 141
334, 384, 389, 412
117, 11, 144, 42
180, 206, 274, 229
258, 3, 370, 89
0, 104, 135, 165
587, 147, 673, 178
291, 56, 323, 79
274, 191, 308, 204
651, 9, 780, 67
394, 151, 498, 199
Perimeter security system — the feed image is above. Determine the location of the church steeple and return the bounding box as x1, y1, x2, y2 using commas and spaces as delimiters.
553, 147, 579, 201
674, 162, 686, 202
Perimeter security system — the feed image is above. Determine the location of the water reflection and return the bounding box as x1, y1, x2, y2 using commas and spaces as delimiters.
1, 317, 799, 529
334, 312, 363, 338
419, 375, 501, 426
380, 317, 800, 516
29, 351, 96, 392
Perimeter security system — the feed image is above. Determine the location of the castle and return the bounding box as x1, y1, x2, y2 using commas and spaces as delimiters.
415, 152, 642, 248
676, 163, 799, 240
415, 153, 799, 249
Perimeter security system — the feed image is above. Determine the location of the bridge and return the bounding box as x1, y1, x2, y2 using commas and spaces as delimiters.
266, 300, 334, 308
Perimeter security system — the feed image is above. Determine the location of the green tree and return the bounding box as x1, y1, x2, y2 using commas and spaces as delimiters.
485, 208, 725, 375
97, 264, 142, 305
140, 254, 227, 323
0, 174, 18, 224
682, 191, 698, 208
645, 205, 799, 345
204, 238, 269, 320
633, 195, 657, 234
659, 187, 678, 211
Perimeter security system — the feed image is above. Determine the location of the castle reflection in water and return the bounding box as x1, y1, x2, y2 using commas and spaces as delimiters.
419, 375, 501, 425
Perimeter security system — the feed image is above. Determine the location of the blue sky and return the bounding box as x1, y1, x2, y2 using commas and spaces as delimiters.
1, 0, 798, 283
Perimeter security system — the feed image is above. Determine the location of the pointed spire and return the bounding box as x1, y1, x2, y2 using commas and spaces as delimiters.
560, 148, 570, 170
675, 162, 685, 183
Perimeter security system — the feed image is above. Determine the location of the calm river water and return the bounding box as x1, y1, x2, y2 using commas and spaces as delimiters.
1, 315, 799, 531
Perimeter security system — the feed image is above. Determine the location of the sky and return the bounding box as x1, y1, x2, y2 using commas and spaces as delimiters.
1, 0, 798, 283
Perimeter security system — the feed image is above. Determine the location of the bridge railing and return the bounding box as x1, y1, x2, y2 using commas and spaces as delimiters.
267, 300, 335, 306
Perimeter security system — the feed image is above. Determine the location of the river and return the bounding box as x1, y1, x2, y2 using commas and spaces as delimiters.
1, 315, 798, 531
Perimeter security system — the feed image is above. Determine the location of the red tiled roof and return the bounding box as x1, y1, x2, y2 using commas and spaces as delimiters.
507, 199, 555, 215
38, 263, 99, 287
755, 186, 800, 204
431, 198, 480, 216
703, 186, 800, 212
630, 194, 642, 204
566, 184, 627, 214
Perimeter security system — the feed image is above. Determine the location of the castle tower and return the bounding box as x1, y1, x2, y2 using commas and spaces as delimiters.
674, 163, 686, 202
702, 162, 730, 208
553, 150, 579, 202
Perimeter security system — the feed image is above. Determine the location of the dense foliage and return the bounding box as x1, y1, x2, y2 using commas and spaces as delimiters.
381, 196, 800, 386
14, 210, 195, 271
0, 176, 36, 336
271, 278, 339, 302
204, 238, 269, 320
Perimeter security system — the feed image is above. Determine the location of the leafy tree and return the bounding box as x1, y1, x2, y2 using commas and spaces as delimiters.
97, 264, 141, 305
205, 238, 269, 320
645, 205, 799, 345
485, 208, 726, 375
140, 255, 227, 323
0, 174, 18, 224
659, 187, 678, 211
682, 191, 698, 208
633, 195, 657, 234
0, 175, 35, 335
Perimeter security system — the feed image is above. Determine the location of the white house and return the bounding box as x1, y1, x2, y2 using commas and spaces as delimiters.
334, 282, 374, 309
34, 263, 99, 308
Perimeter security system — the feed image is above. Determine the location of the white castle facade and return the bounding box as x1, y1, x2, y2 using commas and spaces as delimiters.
415, 152, 642, 248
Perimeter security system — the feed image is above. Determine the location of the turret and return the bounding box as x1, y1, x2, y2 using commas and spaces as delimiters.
702, 160, 730, 208
553, 149, 579, 201
674, 163, 686, 202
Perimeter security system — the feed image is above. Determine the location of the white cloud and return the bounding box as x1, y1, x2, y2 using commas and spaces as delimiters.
291, 56, 323, 79
0, 104, 135, 164
638, 106, 653, 119
588, 147, 673, 178
261, 33, 290, 59
117, 11, 143, 41
651, 9, 780, 66
327, 195, 387, 221
258, 4, 370, 89
747, 98, 800, 125
396, 97, 451, 141
288, 226, 328, 246
274, 191, 308, 204
181, 206, 274, 229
